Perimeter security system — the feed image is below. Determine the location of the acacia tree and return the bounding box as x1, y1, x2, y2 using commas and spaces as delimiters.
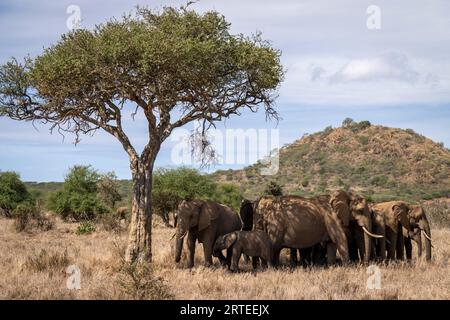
0, 6, 283, 262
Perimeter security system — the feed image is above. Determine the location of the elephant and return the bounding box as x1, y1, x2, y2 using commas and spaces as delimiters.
403, 204, 432, 261
174, 200, 242, 268
370, 201, 411, 261
213, 230, 273, 272
328, 190, 384, 263
252, 195, 349, 266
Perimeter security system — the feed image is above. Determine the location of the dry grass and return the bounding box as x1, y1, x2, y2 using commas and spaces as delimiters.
0, 216, 449, 300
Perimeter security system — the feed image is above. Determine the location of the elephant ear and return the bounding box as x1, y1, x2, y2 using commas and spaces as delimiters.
198, 201, 219, 232
392, 202, 410, 232
330, 190, 350, 227
223, 232, 238, 249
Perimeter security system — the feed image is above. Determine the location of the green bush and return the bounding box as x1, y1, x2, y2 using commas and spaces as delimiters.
76, 221, 96, 235
358, 136, 369, 145
212, 184, 242, 212
0, 171, 32, 216
47, 190, 108, 221
13, 202, 54, 232
152, 167, 217, 223
46, 166, 109, 221
264, 181, 283, 196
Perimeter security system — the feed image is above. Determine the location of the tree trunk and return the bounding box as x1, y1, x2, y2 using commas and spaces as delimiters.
125, 157, 155, 263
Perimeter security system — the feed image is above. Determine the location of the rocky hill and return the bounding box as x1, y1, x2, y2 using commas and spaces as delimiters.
212, 119, 450, 202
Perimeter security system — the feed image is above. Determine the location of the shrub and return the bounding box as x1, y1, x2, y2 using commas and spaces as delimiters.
97, 172, 122, 209
47, 166, 109, 221
301, 178, 310, 188
212, 183, 242, 212
13, 202, 54, 232
76, 221, 96, 235
342, 118, 371, 132
342, 118, 356, 128
0, 171, 32, 217
152, 167, 217, 223
98, 212, 122, 232
264, 181, 283, 196
358, 136, 369, 145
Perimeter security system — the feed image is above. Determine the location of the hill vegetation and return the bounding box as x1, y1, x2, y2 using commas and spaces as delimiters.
213, 119, 450, 203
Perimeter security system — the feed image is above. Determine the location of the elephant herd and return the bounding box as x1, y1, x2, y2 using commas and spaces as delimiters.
174, 190, 433, 272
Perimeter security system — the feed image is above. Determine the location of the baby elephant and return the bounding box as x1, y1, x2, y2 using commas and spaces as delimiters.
213, 230, 273, 272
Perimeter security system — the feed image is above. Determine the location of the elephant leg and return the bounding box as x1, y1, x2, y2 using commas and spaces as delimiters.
387, 232, 397, 261
203, 242, 213, 267
272, 247, 282, 267
252, 256, 259, 270
300, 247, 312, 267
379, 238, 386, 262
356, 233, 366, 263
404, 237, 412, 260
396, 233, 405, 260
260, 258, 268, 269
216, 250, 227, 266
326, 242, 337, 265
186, 233, 196, 268
312, 244, 326, 266
230, 246, 242, 272
289, 248, 298, 268
226, 247, 233, 268
348, 240, 359, 262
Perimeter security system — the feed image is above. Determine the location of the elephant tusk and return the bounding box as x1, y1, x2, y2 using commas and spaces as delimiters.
422, 230, 432, 242
171, 230, 187, 240
362, 226, 384, 238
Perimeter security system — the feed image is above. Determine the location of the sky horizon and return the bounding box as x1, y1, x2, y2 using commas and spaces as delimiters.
1, 1, 449, 182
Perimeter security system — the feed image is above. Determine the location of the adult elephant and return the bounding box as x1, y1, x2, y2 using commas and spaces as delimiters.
253, 195, 349, 266
174, 200, 242, 268
371, 201, 411, 261
328, 190, 384, 263
403, 204, 432, 261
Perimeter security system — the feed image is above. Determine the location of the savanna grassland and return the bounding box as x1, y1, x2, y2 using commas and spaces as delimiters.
1, 212, 449, 300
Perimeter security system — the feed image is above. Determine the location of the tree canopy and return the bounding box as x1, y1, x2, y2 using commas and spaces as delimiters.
0, 7, 283, 160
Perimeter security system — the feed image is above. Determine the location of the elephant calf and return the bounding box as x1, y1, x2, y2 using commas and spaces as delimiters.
213, 230, 273, 272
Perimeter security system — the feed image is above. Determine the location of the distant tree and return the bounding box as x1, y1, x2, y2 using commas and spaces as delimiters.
47, 166, 108, 221
264, 181, 283, 196
97, 172, 122, 209
358, 120, 371, 130
322, 125, 333, 135
212, 183, 243, 212
342, 118, 355, 128
152, 167, 216, 226
0, 171, 32, 217
0, 6, 283, 262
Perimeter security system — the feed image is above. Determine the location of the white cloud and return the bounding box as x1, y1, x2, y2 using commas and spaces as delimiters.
282, 52, 450, 106
329, 53, 420, 84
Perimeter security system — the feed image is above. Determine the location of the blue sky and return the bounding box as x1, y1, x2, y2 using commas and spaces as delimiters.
0, 0, 449, 181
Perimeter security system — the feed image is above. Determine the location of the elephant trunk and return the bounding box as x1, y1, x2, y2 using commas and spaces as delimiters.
363, 230, 371, 263
422, 221, 432, 261
175, 226, 187, 263
416, 230, 423, 258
